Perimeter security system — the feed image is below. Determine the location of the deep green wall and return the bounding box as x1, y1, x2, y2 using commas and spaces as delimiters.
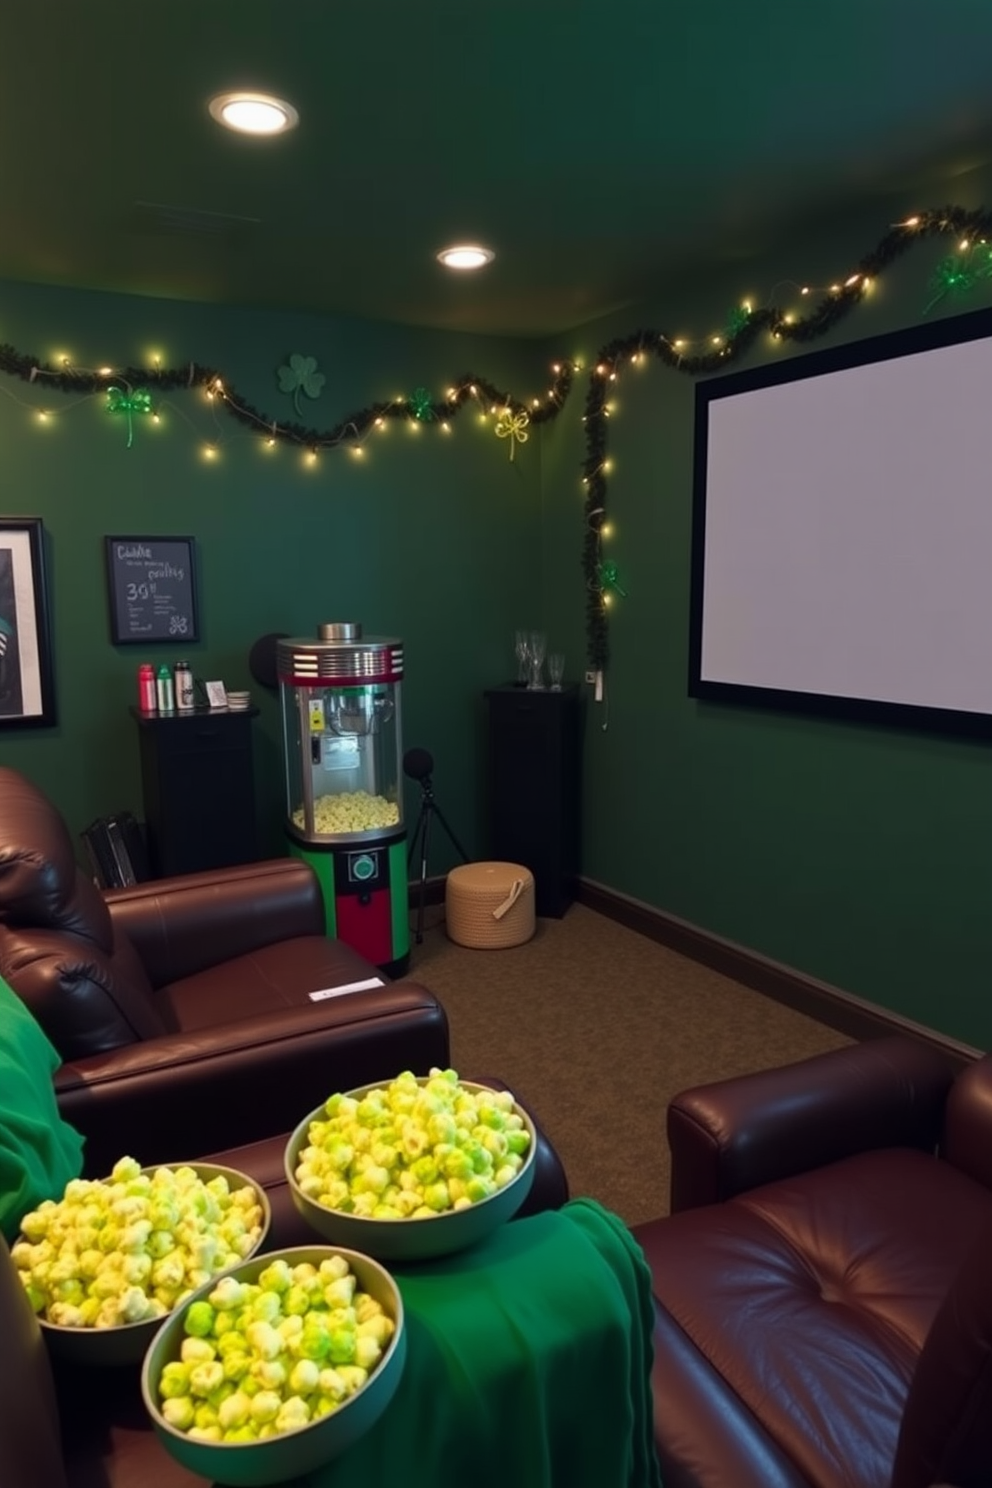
7, 212, 992, 1053
0, 280, 547, 867
540, 221, 992, 1052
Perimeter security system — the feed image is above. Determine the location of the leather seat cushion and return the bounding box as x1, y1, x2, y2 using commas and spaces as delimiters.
634, 1147, 992, 1488
154, 934, 387, 1030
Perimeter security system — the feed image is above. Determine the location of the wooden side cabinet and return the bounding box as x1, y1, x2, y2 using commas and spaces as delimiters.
484, 684, 581, 918
130, 707, 259, 878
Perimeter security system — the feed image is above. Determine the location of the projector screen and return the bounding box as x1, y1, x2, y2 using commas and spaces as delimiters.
688, 305, 992, 735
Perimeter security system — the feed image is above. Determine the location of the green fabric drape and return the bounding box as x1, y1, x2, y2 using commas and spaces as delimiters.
303, 1196, 662, 1488
0, 977, 84, 1242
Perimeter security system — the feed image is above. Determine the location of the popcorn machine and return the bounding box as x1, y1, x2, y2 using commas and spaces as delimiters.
277, 623, 409, 975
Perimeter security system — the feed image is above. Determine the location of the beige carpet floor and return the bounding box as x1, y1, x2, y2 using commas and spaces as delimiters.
405, 901, 851, 1227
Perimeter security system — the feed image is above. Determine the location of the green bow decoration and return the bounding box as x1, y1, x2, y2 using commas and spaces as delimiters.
277, 353, 326, 416
597, 560, 627, 597
408, 387, 436, 421
494, 406, 529, 460
106, 386, 153, 448
923, 249, 992, 315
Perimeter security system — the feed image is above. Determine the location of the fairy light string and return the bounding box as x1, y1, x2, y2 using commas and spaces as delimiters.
3, 205, 992, 669
578, 203, 992, 671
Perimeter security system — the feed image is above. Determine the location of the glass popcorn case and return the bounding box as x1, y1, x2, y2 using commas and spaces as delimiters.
277, 623, 409, 975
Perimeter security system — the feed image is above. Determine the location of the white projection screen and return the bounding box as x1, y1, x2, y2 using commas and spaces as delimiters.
688, 305, 992, 735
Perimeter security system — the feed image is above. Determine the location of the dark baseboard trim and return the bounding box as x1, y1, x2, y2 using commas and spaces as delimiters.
576, 877, 981, 1070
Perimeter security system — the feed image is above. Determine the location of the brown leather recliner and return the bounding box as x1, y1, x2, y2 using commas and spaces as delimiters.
0, 765, 451, 1170
633, 1036, 992, 1488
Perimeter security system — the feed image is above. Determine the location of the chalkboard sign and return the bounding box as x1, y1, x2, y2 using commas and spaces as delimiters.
105, 536, 199, 645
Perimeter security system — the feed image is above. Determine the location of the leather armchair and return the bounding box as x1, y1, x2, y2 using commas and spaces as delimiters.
633, 1036, 992, 1488
0, 766, 450, 1169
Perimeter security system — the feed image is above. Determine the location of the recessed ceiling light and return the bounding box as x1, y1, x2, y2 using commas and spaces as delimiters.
437, 244, 495, 271
208, 91, 299, 136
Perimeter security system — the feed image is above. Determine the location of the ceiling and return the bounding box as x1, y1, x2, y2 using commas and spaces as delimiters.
5, 2, 992, 338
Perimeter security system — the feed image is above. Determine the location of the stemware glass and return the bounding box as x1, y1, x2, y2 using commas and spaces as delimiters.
548, 653, 565, 691
527, 631, 547, 690
514, 630, 531, 686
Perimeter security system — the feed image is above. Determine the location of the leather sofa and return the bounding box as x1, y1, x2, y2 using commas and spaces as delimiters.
632, 1035, 992, 1488
0, 765, 451, 1170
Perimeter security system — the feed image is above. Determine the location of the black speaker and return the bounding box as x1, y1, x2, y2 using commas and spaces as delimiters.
248, 632, 289, 691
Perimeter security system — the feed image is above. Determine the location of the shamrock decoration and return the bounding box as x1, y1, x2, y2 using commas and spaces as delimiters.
277, 353, 326, 416
724, 304, 752, 340
408, 387, 436, 421
597, 560, 627, 598
106, 386, 153, 448
494, 406, 529, 460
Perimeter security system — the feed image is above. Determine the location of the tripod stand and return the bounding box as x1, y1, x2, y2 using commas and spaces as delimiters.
405, 748, 469, 945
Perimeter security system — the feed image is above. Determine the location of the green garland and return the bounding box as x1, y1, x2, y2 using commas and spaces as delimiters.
580, 203, 992, 670
2, 204, 992, 670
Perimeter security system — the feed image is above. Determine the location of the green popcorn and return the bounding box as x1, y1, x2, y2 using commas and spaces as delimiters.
275, 1398, 311, 1433
217, 1390, 251, 1430
250, 1289, 282, 1323
189, 1361, 225, 1397
222, 1350, 252, 1383
355, 1334, 383, 1370
180, 1337, 217, 1364
298, 1316, 332, 1361
158, 1362, 191, 1399
257, 1258, 293, 1294
250, 1389, 282, 1425
326, 1327, 357, 1365
162, 1396, 195, 1431
208, 1276, 246, 1311
283, 1284, 311, 1317
424, 1182, 452, 1213
317, 1366, 347, 1401
289, 1358, 320, 1395
184, 1301, 215, 1338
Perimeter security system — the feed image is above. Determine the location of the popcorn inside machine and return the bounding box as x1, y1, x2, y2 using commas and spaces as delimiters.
277, 623, 409, 975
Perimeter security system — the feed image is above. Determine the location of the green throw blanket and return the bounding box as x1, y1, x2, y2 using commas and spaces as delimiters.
0, 976, 84, 1241
303, 1196, 662, 1488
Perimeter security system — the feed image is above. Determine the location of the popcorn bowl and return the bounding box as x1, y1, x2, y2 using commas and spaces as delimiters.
141, 1245, 406, 1487
19, 1162, 271, 1367
285, 1076, 537, 1262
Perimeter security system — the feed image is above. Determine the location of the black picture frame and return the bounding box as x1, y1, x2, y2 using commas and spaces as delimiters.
0, 517, 56, 729
105, 535, 199, 646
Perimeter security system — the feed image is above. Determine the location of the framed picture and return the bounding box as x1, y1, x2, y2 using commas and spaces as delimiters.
0, 517, 56, 728
104, 536, 199, 645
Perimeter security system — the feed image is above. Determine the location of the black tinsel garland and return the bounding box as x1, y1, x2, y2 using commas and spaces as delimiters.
579, 205, 992, 672
3, 205, 992, 673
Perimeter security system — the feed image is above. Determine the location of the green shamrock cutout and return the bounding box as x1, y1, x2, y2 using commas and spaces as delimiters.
408, 387, 436, 421
277, 353, 326, 416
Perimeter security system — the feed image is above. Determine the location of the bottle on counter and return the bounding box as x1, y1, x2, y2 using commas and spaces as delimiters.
155, 663, 175, 712
174, 661, 194, 711
137, 663, 157, 714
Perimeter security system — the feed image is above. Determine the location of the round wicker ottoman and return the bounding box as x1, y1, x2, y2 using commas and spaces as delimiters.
445, 861, 536, 949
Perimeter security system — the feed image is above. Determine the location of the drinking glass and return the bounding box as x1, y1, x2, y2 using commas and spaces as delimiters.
548, 653, 565, 690
514, 630, 531, 686
527, 631, 546, 690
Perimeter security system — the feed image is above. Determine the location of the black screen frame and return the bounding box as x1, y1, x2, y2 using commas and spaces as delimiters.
688, 302, 992, 740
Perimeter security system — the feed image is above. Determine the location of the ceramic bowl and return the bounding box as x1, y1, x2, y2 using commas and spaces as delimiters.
284, 1077, 536, 1261
27, 1162, 270, 1367
141, 1245, 406, 1486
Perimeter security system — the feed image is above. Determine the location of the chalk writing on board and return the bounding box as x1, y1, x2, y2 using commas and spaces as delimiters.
105, 536, 199, 645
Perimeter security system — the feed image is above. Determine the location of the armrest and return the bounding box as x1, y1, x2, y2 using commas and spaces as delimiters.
104, 858, 326, 986
668, 1035, 955, 1212
54, 980, 450, 1175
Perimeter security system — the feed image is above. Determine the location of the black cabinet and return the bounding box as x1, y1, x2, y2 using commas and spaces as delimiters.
131, 707, 259, 878
484, 684, 581, 918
